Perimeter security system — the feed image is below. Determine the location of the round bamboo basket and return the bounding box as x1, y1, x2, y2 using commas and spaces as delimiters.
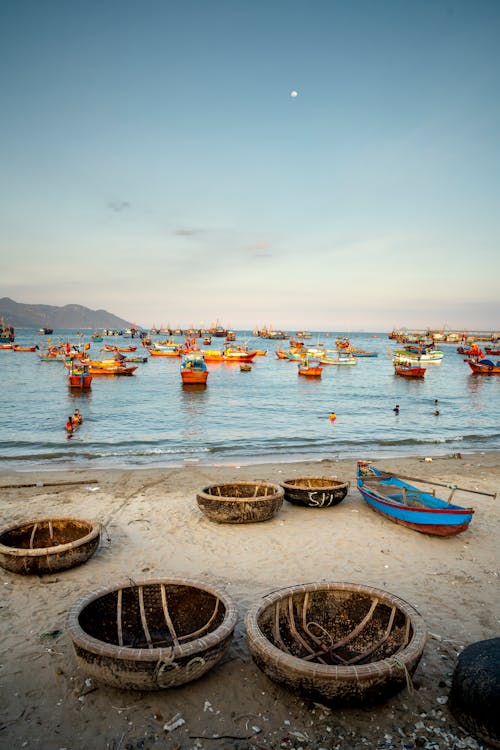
67, 578, 238, 690
246, 581, 427, 706
196, 481, 283, 523
280, 477, 349, 507
0, 517, 100, 575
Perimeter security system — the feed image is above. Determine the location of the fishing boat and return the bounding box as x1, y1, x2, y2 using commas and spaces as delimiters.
356, 462, 475, 536
318, 353, 356, 366
68, 361, 93, 389
12, 344, 38, 352
466, 358, 500, 375
393, 348, 443, 365
202, 349, 224, 362
104, 344, 137, 353
485, 347, 500, 356
181, 353, 209, 384
298, 359, 322, 377
222, 346, 257, 363
394, 364, 426, 379
147, 344, 181, 357
38, 327, 53, 335
352, 349, 379, 357
89, 361, 137, 376
0, 343, 13, 350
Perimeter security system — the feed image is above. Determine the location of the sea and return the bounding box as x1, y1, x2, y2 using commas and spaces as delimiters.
1, 330, 499, 472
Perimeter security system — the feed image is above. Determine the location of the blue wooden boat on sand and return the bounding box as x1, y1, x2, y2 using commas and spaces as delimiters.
356, 462, 474, 537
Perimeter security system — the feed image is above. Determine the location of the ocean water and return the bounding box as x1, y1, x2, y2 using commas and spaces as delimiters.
1, 330, 499, 471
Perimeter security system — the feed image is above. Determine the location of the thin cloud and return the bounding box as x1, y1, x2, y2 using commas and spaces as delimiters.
108, 200, 131, 212
175, 228, 200, 236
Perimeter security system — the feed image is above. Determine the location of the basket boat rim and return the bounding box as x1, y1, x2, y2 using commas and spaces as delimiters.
245, 580, 427, 678
197, 481, 284, 501
280, 477, 349, 490
67, 577, 238, 661
0, 517, 100, 558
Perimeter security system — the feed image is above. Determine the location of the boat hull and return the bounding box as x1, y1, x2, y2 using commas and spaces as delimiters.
181, 371, 208, 384
467, 359, 500, 375
356, 463, 473, 537
395, 366, 426, 378
68, 374, 93, 389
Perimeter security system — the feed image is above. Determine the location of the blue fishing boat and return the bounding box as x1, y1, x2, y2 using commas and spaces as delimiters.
356, 462, 474, 537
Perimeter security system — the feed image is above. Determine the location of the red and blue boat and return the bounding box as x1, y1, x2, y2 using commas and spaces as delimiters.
356, 462, 474, 537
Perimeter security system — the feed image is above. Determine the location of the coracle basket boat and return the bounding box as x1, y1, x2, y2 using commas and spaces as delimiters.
280, 477, 349, 508
196, 481, 284, 523
0, 517, 100, 575
246, 581, 427, 706
67, 578, 238, 690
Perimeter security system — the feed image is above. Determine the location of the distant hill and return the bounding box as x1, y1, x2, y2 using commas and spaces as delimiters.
0, 297, 133, 330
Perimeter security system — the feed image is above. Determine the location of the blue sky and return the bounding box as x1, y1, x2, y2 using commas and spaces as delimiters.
1, 0, 499, 330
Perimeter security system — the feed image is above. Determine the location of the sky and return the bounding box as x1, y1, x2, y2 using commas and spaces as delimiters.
1, 0, 499, 331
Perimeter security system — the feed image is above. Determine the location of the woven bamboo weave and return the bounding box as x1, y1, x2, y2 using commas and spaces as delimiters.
246, 581, 426, 706
280, 477, 349, 507
0, 517, 100, 574
67, 578, 238, 690
196, 481, 283, 523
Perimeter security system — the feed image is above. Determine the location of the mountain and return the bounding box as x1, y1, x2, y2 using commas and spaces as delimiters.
0, 297, 133, 330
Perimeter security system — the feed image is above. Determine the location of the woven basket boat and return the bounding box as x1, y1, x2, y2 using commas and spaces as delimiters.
0, 517, 100, 575
67, 578, 238, 690
196, 481, 284, 523
280, 477, 349, 508
246, 581, 427, 706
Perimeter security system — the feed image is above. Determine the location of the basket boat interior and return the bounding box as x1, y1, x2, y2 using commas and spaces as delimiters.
0, 519, 94, 550
258, 589, 413, 666
202, 482, 278, 500
78, 582, 227, 650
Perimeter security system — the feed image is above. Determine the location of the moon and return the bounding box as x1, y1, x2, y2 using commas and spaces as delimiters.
290, 90, 298, 98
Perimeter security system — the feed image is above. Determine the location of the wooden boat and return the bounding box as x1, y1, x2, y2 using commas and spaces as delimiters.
104, 344, 137, 353
196, 481, 283, 523
222, 346, 257, 362
298, 359, 322, 377
68, 362, 92, 389
280, 477, 349, 507
89, 363, 137, 376
467, 358, 500, 375
67, 578, 237, 690
0, 343, 13, 350
318, 354, 356, 365
352, 350, 379, 357
394, 348, 443, 363
0, 517, 100, 574
181, 354, 208, 384
254, 349, 268, 356
394, 364, 426, 378
12, 344, 38, 352
485, 347, 500, 356
39, 327, 53, 335
202, 349, 224, 362
356, 462, 474, 536
245, 581, 427, 706
147, 345, 181, 357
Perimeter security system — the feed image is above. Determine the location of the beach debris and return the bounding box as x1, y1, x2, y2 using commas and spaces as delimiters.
40, 629, 62, 640
204, 700, 213, 712
85, 486, 100, 492
163, 712, 185, 732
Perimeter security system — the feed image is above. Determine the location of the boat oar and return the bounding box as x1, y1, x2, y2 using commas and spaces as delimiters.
378, 471, 496, 499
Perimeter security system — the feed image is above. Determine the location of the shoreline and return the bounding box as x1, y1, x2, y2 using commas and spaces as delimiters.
1, 452, 498, 749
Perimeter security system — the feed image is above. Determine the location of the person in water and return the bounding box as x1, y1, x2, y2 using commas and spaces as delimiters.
393, 404, 400, 414
73, 409, 83, 425
65, 416, 74, 436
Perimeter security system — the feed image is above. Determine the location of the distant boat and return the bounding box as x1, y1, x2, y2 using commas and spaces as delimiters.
356, 462, 474, 537
39, 327, 53, 335
466, 358, 500, 376
68, 361, 92, 389
297, 359, 322, 377
181, 353, 208, 384
394, 364, 426, 379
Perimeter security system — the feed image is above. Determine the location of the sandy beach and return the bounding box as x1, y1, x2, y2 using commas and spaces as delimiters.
1, 452, 499, 750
